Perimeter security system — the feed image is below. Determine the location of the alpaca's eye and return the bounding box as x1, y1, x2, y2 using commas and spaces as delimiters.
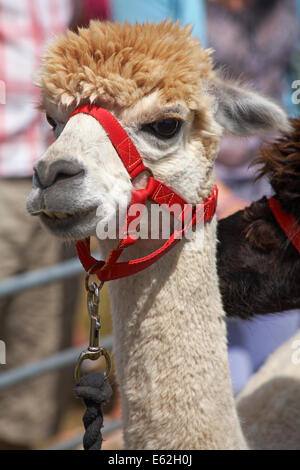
46, 114, 57, 130
145, 118, 182, 139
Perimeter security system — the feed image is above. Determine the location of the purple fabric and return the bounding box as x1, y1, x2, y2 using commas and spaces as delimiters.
228, 346, 253, 394
228, 312, 300, 393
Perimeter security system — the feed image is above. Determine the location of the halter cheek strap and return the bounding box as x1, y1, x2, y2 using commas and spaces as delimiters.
69, 104, 218, 281
268, 197, 300, 254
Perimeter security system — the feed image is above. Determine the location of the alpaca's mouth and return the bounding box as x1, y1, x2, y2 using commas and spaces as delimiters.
37, 210, 74, 220
33, 207, 98, 237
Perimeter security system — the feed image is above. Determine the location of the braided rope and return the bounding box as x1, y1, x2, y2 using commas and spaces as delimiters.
75, 371, 112, 450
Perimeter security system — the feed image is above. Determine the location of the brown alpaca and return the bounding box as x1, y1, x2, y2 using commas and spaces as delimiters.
217, 118, 300, 319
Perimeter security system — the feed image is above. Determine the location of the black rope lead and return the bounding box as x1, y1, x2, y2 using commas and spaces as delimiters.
75, 371, 112, 450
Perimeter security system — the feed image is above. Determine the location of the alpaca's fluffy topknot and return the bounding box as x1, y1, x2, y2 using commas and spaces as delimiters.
254, 118, 300, 216
37, 20, 214, 110
255, 118, 300, 184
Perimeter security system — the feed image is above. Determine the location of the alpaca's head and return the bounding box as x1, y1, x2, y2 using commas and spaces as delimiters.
254, 118, 300, 216
27, 21, 290, 240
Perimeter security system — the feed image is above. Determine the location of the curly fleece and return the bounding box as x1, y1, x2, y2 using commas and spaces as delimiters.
37, 20, 214, 110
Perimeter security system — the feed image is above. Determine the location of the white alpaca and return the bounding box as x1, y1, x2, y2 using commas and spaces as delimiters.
27, 21, 299, 449
237, 329, 300, 450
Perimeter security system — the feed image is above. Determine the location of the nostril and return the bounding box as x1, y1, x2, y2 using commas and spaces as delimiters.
52, 170, 84, 185
33, 169, 42, 189
34, 159, 85, 189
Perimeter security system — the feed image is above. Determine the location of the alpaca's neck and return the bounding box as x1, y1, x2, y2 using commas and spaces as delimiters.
103, 218, 247, 449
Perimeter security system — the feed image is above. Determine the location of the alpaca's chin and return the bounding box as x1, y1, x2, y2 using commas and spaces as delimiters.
39, 208, 98, 240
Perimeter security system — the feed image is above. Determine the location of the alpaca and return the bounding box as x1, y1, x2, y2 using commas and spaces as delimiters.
27, 21, 293, 449
237, 328, 300, 450
217, 118, 300, 319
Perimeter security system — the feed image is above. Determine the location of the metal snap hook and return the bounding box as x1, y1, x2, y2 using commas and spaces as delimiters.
74, 273, 111, 383
74, 347, 111, 383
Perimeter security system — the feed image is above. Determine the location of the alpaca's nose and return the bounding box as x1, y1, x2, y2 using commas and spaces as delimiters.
33, 159, 84, 189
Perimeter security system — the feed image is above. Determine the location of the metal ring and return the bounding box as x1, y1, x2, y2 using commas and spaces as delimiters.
85, 262, 105, 292
74, 347, 111, 383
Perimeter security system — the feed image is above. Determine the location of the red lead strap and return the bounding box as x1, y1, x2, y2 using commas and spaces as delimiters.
69, 105, 218, 281
268, 198, 300, 255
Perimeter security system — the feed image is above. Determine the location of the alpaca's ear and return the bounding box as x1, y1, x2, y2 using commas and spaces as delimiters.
209, 76, 291, 136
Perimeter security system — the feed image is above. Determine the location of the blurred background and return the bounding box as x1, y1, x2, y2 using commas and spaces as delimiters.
0, 0, 299, 450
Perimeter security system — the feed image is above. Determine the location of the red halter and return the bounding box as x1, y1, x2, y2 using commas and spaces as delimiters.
69, 104, 218, 281
268, 197, 300, 254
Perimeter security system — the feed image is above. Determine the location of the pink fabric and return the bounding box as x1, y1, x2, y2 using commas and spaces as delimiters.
0, 0, 73, 177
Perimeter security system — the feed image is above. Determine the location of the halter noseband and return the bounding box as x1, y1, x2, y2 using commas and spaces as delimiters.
69, 104, 218, 281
